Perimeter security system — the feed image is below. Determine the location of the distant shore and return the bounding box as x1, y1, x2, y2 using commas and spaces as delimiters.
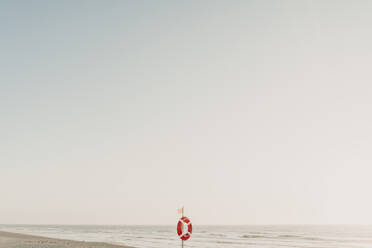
0, 230, 132, 248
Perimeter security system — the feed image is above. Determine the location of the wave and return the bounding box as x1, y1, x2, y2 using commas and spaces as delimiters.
278, 234, 299, 238
241, 234, 266, 239
208, 233, 226, 237
278, 234, 325, 241
216, 240, 238, 244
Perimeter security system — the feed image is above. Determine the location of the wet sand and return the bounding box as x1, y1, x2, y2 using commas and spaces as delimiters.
0, 230, 132, 248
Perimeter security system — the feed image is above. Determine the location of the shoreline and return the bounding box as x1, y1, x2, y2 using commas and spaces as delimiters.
0, 230, 133, 248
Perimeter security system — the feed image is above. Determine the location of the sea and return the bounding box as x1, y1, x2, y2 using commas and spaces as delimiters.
0, 225, 371, 248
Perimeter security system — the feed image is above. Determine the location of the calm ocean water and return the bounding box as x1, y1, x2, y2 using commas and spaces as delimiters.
0, 225, 372, 248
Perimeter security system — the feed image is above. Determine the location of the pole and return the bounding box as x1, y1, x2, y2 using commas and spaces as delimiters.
182, 207, 184, 248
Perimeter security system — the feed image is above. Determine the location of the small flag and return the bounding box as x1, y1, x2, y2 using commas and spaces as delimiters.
178, 207, 184, 215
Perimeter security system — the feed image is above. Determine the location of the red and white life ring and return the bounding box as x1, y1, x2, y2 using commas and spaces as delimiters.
177, 216, 192, 241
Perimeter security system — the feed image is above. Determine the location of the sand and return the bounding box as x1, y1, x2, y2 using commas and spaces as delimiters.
0, 230, 133, 248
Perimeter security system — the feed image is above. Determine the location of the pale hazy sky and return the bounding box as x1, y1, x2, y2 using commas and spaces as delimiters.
1, 0, 372, 225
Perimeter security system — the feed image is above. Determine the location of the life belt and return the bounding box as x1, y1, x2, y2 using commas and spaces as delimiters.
177, 216, 192, 241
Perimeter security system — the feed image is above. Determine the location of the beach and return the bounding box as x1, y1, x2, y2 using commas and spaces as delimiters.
1, 225, 372, 248
0, 231, 131, 248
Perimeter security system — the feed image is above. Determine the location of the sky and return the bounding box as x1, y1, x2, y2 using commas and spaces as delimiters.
1, 0, 372, 225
